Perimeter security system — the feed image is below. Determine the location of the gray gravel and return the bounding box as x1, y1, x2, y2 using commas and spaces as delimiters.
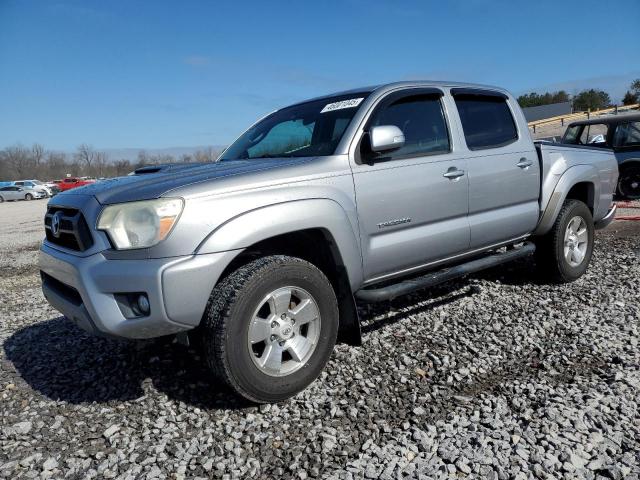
1, 200, 639, 479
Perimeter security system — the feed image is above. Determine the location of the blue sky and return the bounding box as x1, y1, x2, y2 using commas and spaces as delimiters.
1, 0, 638, 150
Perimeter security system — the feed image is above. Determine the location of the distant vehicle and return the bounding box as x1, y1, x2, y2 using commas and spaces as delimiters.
42, 181, 61, 193
46, 184, 61, 196
12, 179, 53, 197
0, 185, 47, 202
562, 113, 640, 199
54, 177, 96, 192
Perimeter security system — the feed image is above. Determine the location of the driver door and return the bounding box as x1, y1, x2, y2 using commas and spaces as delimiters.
351, 90, 470, 282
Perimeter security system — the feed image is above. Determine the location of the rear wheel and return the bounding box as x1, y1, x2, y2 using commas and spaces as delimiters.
25, 193, 33, 201
617, 166, 640, 200
535, 199, 594, 283
0, 196, 4, 203
201, 255, 339, 403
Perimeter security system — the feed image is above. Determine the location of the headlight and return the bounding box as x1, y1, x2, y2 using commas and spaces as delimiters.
97, 198, 184, 249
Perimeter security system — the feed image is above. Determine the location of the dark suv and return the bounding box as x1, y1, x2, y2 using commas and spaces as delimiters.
562, 113, 640, 199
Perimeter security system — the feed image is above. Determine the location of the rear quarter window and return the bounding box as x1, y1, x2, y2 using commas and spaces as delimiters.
454, 95, 518, 150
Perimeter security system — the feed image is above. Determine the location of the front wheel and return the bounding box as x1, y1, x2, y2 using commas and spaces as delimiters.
201, 255, 339, 403
617, 166, 640, 200
535, 199, 594, 283
0, 196, 4, 203
25, 193, 33, 201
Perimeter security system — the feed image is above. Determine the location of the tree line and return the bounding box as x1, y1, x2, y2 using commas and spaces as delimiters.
517, 78, 640, 112
0, 144, 223, 182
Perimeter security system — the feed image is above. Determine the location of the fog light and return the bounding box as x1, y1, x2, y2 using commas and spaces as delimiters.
114, 292, 150, 318
137, 294, 150, 315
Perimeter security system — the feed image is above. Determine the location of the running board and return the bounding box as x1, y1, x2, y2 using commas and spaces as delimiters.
355, 242, 536, 303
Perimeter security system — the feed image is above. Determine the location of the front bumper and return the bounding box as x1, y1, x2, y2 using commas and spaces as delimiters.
594, 203, 617, 230
39, 243, 238, 339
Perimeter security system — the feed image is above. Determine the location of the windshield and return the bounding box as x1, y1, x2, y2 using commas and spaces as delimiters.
221, 93, 370, 160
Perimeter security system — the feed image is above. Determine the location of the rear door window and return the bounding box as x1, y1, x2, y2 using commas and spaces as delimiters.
613, 121, 640, 147
579, 124, 608, 146
453, 94, 518, 150
563, 123, 609, 146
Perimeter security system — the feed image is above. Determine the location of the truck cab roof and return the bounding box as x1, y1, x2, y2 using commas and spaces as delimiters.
567, 112, 640, 127
290, 80, 511, 108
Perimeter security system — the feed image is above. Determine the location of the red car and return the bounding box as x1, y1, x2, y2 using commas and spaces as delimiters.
53, 177, 95, 192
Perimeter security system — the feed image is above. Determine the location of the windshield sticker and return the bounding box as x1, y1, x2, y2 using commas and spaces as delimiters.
320, 98, 364, 113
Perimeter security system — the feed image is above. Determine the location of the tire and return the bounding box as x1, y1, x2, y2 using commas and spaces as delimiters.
535, 199, 594, 283
0, 196, 4, 203
617, 166, 640, 200
25, 193, 33, 201
201, 255, 339, 403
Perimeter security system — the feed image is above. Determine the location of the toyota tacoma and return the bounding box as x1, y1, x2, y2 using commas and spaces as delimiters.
39, 81, 618, 402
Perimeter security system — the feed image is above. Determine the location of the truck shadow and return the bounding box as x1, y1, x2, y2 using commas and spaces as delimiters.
3, 316, 250, 410
358, 256, 540, 334
358, 281, 475, 334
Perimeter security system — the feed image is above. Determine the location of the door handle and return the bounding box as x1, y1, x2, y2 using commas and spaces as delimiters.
517, 158, 533, 169
443, 168, 465, 179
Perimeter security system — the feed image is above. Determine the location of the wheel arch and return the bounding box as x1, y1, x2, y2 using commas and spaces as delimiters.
535, 165, 600, 236
618, 158, 640, 169
197, 199, 364, 345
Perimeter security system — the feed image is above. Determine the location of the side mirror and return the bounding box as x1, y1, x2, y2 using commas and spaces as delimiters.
369, 125, 405, 153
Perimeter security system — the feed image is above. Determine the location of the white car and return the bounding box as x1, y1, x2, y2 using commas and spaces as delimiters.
0, 185, 47, 202
12, 180, 52, 197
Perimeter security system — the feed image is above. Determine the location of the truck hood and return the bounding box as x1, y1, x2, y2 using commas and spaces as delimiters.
59, 158, 312, 205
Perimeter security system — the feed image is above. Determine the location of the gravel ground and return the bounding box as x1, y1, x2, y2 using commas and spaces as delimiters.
0, 199, 639, 479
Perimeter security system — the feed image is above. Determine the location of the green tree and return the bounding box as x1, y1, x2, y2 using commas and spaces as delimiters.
622, 91, 639, 105
517, 90, 569, 108
572, 89, 611, 111
631, 79, 640, 96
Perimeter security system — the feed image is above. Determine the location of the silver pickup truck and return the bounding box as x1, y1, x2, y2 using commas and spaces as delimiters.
39, 81, 618, 403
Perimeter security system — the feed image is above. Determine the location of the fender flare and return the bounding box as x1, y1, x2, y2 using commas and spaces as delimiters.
534, 165, 600, 236
196, 198, 364, 291
618, 157, 640, 168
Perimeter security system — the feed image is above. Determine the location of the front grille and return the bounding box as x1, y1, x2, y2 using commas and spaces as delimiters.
44, 206, 94, 252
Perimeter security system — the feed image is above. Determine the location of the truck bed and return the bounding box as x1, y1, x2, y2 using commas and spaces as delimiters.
534, 141, 617, 225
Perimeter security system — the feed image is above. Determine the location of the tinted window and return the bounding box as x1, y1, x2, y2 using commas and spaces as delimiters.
454, 95, 518, 149
365, 94, 450, 159
613, 121, 640, 147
